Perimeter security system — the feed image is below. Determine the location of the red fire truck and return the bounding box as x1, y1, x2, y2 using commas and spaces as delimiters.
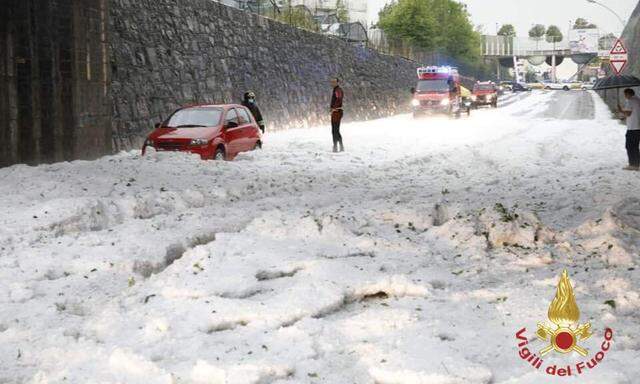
472, 81, 498, 108
411, 66, 465, 118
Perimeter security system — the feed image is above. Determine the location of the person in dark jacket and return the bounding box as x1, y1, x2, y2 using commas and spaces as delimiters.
619, 88, 640, 170
242, 91, 265, 133
330, 78, 344, 152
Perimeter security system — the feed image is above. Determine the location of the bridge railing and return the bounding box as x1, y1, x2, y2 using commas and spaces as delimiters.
482, 35, 573, 57
482, 29, 609, 58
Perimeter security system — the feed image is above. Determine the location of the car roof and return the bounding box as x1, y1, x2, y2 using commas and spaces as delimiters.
179, 103, 246, 110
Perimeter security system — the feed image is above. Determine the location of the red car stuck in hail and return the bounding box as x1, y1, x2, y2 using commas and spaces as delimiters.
142, 104, 263, 160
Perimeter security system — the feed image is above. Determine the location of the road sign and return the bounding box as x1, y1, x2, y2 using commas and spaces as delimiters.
609, 39, 628, 75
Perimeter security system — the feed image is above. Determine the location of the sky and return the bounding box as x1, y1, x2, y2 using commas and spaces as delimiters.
367, 0, 637, 35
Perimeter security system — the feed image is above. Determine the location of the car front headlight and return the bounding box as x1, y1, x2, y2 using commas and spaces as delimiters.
440, 98, 450, 106
190, 138, 208, 146
411, 99, 420, 107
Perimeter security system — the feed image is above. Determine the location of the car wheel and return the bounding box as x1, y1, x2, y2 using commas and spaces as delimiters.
545, 86, 551, 90
214, 146, 225, 161
563, 86, 570, 91
253, 140, 262, 150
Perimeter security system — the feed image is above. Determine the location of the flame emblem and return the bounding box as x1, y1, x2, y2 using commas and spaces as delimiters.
536, 270, 592, 356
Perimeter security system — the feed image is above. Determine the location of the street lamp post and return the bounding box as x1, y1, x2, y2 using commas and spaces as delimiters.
586, 0, 625, 29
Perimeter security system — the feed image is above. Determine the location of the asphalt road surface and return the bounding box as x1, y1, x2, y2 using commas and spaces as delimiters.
537, 90, 596, 120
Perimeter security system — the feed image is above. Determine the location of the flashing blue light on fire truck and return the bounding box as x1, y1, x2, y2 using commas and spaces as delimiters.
417, 66, 458, 77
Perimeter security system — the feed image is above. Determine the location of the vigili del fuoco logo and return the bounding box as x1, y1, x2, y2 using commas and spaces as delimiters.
515, 270, 614, 377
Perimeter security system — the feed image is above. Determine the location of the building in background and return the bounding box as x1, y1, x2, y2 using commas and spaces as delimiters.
290, 0, 368, 26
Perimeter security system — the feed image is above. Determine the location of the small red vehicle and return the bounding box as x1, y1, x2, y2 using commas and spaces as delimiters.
472, 81, 498, 108
142, 104, 263, 160
411, 66, 463, 118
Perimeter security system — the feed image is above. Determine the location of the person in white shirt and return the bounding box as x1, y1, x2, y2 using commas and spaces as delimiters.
618, 88, 640, 171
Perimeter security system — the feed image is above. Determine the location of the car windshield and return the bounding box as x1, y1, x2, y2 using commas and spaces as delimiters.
416, 79, 450, 93
474, 84, 495, 92
165, 107, 222, 128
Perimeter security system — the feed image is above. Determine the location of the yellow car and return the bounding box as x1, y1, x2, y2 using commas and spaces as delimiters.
460, 86, 472, 98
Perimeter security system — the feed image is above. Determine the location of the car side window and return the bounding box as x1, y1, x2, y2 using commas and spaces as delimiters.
237, 108, 252, 124
225, 108, 238, 126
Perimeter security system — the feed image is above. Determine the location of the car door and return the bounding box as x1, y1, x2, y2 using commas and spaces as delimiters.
236, 107, 257, 152
223, 108, 242, 157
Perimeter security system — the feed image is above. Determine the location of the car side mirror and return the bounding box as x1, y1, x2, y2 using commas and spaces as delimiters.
224, 121, 238, 129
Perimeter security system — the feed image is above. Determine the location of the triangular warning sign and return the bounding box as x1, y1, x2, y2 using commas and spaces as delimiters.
611, 60, 627, 75
610, 39, 627, 55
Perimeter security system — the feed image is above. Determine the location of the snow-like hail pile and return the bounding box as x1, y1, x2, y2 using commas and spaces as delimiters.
1, 91, 639, 384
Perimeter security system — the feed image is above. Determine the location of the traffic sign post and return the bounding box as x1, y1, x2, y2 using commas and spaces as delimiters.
609, 39, 628, 75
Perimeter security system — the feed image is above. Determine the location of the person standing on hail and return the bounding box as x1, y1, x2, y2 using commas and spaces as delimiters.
330, 77, 344, 153
242, 91, 265, 133
619, 88, 640, 171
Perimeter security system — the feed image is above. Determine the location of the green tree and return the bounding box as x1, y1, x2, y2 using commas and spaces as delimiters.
336, 0, 349, 23
528, 24, 546, 40
269, 2, 319, 31
497, 24, 516, 37
573, 18, 597, 29
598, 32, 617, 50
528, 24, 545, 50
377, 0, 436, 49
545, 25, 563, 44
377, 0, 481, 61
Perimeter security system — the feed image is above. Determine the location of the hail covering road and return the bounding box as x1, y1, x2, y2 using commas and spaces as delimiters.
1, 90, 639, 384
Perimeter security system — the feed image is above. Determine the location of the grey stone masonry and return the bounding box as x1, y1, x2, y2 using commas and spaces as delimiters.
109, 0, 418, 150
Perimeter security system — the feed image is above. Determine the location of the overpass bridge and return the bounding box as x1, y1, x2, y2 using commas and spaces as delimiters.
481, 34, 609, 82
